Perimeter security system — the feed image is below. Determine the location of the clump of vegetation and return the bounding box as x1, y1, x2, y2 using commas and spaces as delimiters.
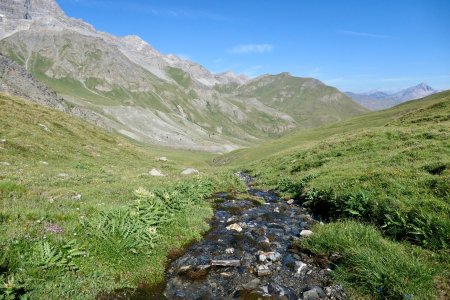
166, 67, 192, 88
301, 221, 437, 299
228, 91, 450, 298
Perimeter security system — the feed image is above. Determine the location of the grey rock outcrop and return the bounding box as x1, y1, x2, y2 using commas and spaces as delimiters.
0, 53, 67, 111
0, 0, 64, 19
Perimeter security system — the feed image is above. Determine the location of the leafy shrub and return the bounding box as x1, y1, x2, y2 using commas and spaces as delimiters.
277, 175, 314, 197
0, 274, 27, 300
84, 178, 214, 259
89, 210, 155, 256
0, 251, 28, 300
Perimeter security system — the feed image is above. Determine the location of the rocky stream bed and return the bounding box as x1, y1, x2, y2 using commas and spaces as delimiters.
102, 172, 346, 300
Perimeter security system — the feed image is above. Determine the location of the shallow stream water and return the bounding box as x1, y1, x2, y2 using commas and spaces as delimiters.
99, 173, 344, 300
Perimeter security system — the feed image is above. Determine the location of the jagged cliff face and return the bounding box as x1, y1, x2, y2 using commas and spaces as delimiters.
0, 0, 367, 152
0, 0, 63, 19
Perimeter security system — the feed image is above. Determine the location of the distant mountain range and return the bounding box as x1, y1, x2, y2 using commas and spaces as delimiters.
346, 83, 439, 111
0, 0, 367, 152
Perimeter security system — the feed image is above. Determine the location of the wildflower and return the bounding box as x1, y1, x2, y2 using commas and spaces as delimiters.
134, 187, 154, 198
44, 222, 64, 234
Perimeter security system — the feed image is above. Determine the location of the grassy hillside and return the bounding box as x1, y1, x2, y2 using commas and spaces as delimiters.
217, 90, 449, 166
0, 32, 296, 148
0, 33, 369, 151
0, 93, 242, 299
235, 73, 368, 128
221, 91, 450, 298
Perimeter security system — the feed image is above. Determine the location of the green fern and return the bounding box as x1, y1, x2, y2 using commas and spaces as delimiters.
33, 240, 85, 271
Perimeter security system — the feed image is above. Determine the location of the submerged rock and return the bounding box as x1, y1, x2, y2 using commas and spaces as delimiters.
257, 265, 271, 277
226, 223, 243, 232
242, 278, 261, 290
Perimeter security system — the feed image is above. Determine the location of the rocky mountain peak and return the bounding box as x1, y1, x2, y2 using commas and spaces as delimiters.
414, 82, 434, 92
31, 0, 64, 15
0, 0, 64, 20
122, 35, 152, 50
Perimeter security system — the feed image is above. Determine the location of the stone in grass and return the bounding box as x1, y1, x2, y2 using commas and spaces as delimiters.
57, 173, 70, 178
300, 230, 313, 237
149, 168, 165, 177
158, 157, 168, 161
181, 168, 200, 175
72, 194, 82, 201
0, 162, 11, 166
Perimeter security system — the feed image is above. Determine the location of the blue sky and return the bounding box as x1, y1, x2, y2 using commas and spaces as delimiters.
58, 0, 450, 92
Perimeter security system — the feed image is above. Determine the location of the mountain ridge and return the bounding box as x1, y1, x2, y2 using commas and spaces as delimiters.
346, 83, 438, 110
0, 0, 368, 152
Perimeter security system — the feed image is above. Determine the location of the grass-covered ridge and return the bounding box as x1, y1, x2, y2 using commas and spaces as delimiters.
0, 93, 242, 299
225, 91, 450, 298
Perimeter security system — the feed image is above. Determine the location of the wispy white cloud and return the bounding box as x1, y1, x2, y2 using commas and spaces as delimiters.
228, 44, 274, 55
147, 8, 230, 21
337, 30, 394, 39
66, 0, 230, 21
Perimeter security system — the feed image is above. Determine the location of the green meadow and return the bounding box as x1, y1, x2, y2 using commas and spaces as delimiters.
221, 91, 450, 299
1, 91, 449, 299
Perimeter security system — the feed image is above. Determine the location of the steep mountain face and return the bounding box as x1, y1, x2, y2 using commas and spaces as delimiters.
390, 83, 437, 102
0, 0, 367, 152
0, 53, 66, 111
346, 83, 438, 110
0, 53, 110, 129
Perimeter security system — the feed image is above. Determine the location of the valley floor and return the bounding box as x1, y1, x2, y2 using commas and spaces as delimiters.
1, 91, 449, 299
